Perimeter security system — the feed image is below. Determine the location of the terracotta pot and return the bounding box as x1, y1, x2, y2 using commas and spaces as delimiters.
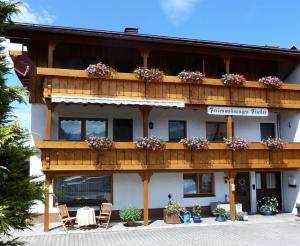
126, 221, 135, 226
163, 209, 181, 224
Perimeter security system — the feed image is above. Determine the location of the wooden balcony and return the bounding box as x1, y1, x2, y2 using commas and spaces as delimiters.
36, 141, 300, 172
37, 67, 300, 109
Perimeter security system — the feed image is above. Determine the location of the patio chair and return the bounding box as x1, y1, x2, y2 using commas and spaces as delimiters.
96, 203, 112, 229
57, 204, 76, 231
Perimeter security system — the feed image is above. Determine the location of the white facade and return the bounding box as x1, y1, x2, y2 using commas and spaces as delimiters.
30, 103, 300, 216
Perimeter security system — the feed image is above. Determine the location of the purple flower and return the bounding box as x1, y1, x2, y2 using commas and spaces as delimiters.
222, 74, 245, 86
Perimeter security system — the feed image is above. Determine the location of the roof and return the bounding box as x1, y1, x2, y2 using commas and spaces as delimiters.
4, 22, 300, 57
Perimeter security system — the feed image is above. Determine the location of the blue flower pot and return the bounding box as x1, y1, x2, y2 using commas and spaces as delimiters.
193, 215, 201, 223
263, 209, 273, 216
215, 215, 226, 222
226, 212, 231, 220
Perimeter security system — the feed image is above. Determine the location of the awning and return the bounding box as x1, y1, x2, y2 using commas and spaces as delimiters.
51, 95, 185, 108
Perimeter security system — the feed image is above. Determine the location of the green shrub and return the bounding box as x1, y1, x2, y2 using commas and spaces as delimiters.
212, 208, 226, 218
165, 202, 184, 215
296, 202, 300, 209
192, 204, 202, 216
119, 207, 142, 222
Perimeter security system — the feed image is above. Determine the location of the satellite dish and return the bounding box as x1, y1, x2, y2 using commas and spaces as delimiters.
13, 55, 34, 77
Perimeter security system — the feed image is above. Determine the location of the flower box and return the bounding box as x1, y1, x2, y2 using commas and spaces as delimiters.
222, 74, 245, 86
262, 138, 285, 151
134, 136, 164, 151
224, 137, 249, 151
178, 70, 204, 83
133, 67, 164, 82
163, 209, 181, 224
259, 76, 283, 88
180, 137, 209, 150
85, 62, 114, 77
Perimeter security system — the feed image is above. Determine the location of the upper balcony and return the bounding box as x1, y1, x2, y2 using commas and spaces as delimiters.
38, 67, 300, 109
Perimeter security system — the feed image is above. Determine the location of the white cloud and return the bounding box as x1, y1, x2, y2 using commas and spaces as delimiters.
12, 2, 55, 25
161, 0, 200, 25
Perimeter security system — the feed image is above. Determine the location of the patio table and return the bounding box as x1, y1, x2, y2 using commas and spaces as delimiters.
76, 207, 96, 227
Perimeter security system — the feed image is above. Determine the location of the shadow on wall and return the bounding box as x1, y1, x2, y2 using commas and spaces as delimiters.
280, 112, 300, 142
282, 171, 300, 213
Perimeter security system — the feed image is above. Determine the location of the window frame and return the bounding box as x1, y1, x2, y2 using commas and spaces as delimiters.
59, 117, 108, 141
168, 120, 187, 142
260, 123, 275, 141
206, 121, 232, 142
183, 173, 215, 198
54, 175, 113, 206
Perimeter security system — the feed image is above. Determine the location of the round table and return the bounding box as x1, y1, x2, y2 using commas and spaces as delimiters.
76, 207, 96, 227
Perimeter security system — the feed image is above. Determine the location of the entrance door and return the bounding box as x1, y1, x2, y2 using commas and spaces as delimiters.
256, 172, 282, 210
113, 119, 133, 142
235, 172, 251, 212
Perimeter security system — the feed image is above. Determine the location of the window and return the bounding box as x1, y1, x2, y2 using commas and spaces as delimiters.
169, 120, 186, 142
206, 122, 227, 141
113, 119, 133, 142
260, 123, 275, 140
183, 173, 214, 197
59, 118, 107, 141
55, 176, 112, 206
266, 173, 276, 189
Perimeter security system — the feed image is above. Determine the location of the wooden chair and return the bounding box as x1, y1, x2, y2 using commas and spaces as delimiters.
96, 203, 112, 229
57, 204, 76, 231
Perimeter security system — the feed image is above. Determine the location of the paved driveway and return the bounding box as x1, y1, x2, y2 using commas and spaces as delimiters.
19, 220, 300, 246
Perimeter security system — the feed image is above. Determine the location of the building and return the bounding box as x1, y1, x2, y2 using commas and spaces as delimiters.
4, 23, 300, 232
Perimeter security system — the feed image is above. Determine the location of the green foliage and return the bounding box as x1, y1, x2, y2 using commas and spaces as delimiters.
192, 204, 202, 216
212, 208, 226, 218
165, 201, 185, 215
0, 1, 44, 245
119, 207, 142, 222
257, 196, 279, 214
296, 202, 300, 209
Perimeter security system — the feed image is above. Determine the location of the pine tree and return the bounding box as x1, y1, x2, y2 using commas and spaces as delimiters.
0, 1, 44, 245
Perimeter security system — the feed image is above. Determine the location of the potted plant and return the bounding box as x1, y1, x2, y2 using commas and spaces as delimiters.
221, 74, 246, 86
86, 136, 113, 150
224, 137, 249, 151
180, 137, 209, 150
178, 70, 205, 83
192, 204, 202, 223
259, 76, 283, 88
212, 208, 227, 222
257, 196, 279, 216
119, 207, 142, 226
134, 136, 164, 151
164, 201, 183, 224
296, 202, 300, 217
236, 212, 248, 221
85, 62, 115, 77
133, 67, 164, 82
262, 138, 285, 151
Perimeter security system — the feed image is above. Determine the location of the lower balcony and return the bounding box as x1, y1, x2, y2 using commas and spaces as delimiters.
36, 141, 300, 172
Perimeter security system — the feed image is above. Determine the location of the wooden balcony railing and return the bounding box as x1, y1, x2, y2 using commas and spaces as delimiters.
36, 141, 300, 172
37, 67, 300, 109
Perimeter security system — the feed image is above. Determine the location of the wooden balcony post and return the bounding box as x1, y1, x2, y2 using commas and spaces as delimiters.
228, 172, 237, 221
224, 56, 230, 74
140, 172, 152, 225
44, 174, 51, 232
45, 100, 53, 140
140, 49, 150, 68
139, 106, 152, 137
48, 42, 57, 68
226, 115, 233, 139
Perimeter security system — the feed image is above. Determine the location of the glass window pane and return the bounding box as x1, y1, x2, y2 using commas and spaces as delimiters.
206, 122, 226, 141
256, 173, 262, 189
260, 123, 275, 140
183, 175, 197, 194
266, 173, 276, 189
169, 121, 186, 142
200, 174, 213, 193
60, 120, 81, 140
56, 176, 111, 206
86, 120, 107, 139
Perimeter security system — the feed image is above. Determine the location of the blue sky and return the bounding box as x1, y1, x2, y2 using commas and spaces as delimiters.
7, 0, 300, 130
